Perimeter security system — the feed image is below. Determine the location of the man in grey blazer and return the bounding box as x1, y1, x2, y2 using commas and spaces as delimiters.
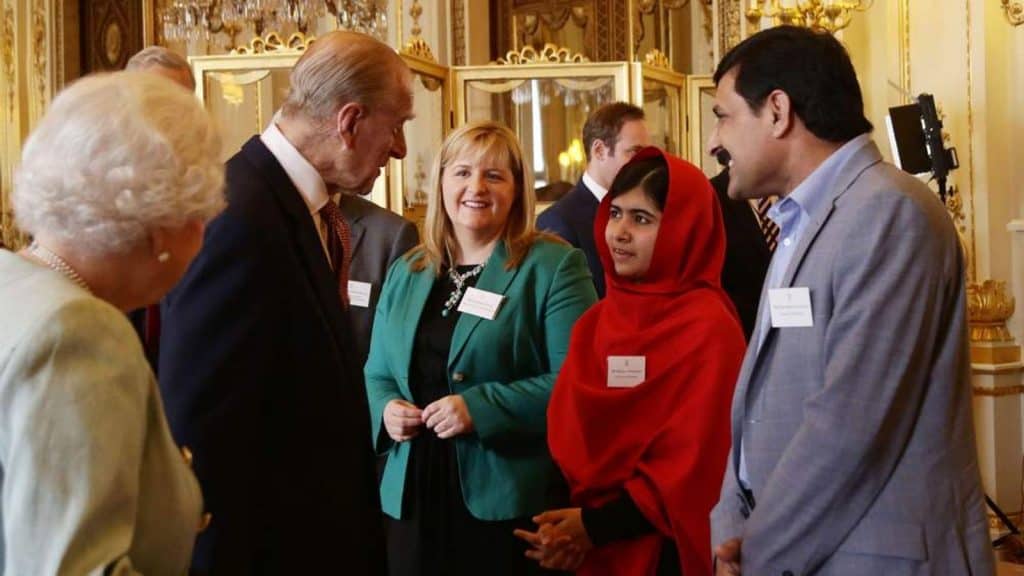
708, 26, 994, 575
341, 193, 419, 366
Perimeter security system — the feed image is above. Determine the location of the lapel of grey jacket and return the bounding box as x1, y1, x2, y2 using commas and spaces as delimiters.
339, 194, 368, 256
731, 138, 885, 475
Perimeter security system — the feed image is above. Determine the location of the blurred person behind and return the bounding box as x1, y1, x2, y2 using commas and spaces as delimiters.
536, 102, 650, 298
0, 71, 224, 575
125, 45, 196, 91
517, 149, 744, 575
365, 121, 597, 576
123, 44, 196, 371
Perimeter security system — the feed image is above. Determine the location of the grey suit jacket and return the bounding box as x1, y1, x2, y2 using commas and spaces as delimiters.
340, 194, 419, 367
710, 140, 994, 575
0, 250, 202, 575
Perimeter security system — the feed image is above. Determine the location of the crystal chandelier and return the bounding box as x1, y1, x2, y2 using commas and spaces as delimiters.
746, 0, 873, 34
161, 0, 388, 47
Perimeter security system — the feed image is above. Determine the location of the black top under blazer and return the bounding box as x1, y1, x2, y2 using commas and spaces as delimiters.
159, 136, 383, 575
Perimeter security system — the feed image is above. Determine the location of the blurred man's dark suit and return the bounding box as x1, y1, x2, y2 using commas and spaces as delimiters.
710, 168, 771, 340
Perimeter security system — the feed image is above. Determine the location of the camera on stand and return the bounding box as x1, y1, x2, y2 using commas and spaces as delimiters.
886, 93, 960, 202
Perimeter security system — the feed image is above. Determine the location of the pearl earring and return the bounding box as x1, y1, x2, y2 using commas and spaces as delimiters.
157, 251, 171, 263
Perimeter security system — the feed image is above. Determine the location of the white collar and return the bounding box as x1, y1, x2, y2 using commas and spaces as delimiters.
260, 121, 329, 215
582, 171, 608, 203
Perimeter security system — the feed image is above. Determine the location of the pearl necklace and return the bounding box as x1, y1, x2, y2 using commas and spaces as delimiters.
28, 242, 93, 294
441, 263, 485, 317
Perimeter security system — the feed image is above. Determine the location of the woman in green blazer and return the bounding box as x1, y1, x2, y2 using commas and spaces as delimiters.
365, 121, 597, 576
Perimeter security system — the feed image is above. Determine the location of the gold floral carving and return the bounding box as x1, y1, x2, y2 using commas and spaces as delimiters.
1001, 0, 1024, 25
402, 37, 437, 62
401, 0, 436, 61
452, 0, 465, 65
31, 0, 46, 102
643, 48, 671, 69
967, 280, 1016, 343
2, 2, 14, 115
495, 43, 589, 65
720, 0, 742, 57
231, 31, 315, 55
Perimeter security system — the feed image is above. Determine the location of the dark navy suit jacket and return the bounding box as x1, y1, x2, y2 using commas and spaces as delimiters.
536, 179, 605, 297
159, 136, 383, 575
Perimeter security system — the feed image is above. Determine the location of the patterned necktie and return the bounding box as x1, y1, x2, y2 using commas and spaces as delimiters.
754, 196, 780, 252
319, 198, 352, 306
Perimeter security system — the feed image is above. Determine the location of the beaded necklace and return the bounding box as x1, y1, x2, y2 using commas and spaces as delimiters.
441, 263, 485, 317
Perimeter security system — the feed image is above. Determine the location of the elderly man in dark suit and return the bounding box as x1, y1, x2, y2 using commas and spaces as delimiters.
159, 31, 414, 574
709, 26, 993, 576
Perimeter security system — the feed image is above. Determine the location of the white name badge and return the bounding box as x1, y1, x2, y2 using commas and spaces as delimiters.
768, 287, 814, 328
457, 286, 505, 320
607, 356, 646, 388
347, 280, 372, 308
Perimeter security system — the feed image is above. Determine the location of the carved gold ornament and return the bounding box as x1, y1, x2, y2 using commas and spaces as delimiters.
967, 280, 1016, 343
231, 31, 315, 55
746, 0, 873, 34
2, 2, 14, 115
643, 49, 672, 69
495, 44, 589, 65
1002, 0, 1024, 25
31, 0, 46, 101
400, 0, 437, 63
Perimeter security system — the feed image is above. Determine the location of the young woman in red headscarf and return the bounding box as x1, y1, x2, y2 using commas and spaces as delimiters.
515, 147, 746, 576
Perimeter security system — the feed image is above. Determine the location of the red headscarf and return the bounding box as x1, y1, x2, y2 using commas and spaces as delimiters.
547, 148, 745, 576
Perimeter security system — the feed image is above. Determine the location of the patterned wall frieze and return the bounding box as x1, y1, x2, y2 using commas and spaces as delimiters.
611, 0, 628, 60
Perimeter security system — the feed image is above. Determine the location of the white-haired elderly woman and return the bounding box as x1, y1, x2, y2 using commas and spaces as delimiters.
0, 71, 224, 574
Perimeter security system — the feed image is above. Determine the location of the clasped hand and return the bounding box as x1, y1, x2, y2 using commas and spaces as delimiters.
513, 508, 593, 571
383, 395, 474, 441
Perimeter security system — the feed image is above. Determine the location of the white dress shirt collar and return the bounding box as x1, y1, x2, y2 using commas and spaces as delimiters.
582, 171, 608, 203
260, 121, 329, 215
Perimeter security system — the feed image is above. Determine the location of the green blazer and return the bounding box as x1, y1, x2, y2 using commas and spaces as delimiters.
365, 238, 597, 521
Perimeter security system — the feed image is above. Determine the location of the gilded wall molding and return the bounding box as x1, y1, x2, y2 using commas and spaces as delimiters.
452, 0, 465, 65
2, 1, 14, 115
973, 384, 1024, 397
717, 0, 742, 62
964, 0, 977, 281
494, 43, 589, 64
230, 31, 315, 55
31, 0, 47, 105
898, 0, 910, 103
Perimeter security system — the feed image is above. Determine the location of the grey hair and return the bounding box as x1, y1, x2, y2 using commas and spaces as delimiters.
281, 30, 410, 123
126, 45, 195, 88
13, 71, 225, 255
